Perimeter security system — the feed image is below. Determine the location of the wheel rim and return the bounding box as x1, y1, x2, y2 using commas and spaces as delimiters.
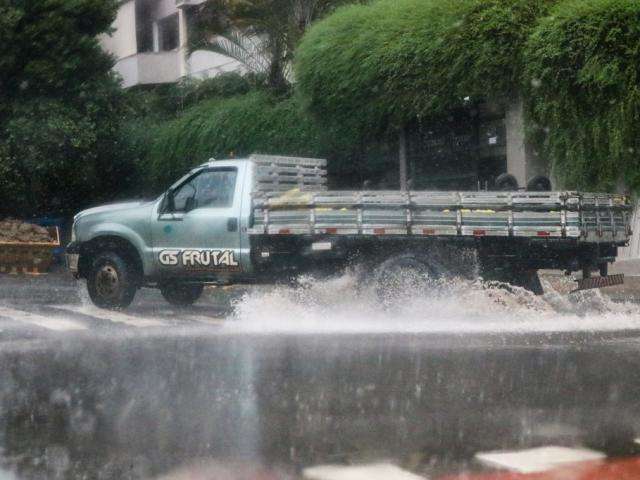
95, 264, 120, 299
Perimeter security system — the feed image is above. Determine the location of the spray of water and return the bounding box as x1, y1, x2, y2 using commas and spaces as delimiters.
229, 272, 640, 334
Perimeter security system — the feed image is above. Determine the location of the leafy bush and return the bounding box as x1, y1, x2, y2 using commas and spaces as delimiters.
524, 0, 640, 191
0, 0, 136, 216
124, 72, 258, 119
295, 0, 553, 136
0, 95, 136, 215
0, 0, 118, 106
145, 91, 346, 191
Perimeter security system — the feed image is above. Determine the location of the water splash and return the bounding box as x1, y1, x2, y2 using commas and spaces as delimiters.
228, 272, 640, 334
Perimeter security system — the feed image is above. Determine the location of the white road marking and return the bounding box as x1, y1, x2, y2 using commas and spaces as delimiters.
0, 306, 87, 332
475, 446, 606, 474
303, 464, 426, 480
54, 305, 169, 328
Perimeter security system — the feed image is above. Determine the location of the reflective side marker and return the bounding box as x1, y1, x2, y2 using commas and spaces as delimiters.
373, 228, 386, 235
312, 242, 332, 251
537, 231, 550, 237
278, 228, 291, 234
473, 229, 486, 236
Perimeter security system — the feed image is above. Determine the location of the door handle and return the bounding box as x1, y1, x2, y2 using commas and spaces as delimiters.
227, 217, 238, 232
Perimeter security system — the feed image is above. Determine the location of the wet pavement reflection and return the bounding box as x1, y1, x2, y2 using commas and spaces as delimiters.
2, 328, 640, 479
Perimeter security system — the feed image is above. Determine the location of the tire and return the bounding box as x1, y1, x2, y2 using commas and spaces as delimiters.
495, 173, 519, 191
372, 254, 443, 303
526, 175, 552, 192
87, 251, 138, 309
160, 282, 204, 306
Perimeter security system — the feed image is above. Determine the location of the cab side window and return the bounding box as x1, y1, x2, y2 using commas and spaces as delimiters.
172, 179, 196, 212
171, 168, 237, 212
194, 169, 237, 208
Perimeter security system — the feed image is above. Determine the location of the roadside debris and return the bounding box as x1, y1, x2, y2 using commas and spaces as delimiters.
0, 218, 54, 243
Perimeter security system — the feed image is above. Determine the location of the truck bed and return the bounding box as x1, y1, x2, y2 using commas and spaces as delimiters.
250, 190, 632, 245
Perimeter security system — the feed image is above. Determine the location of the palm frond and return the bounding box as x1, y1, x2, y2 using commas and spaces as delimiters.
205, 30, 271, 75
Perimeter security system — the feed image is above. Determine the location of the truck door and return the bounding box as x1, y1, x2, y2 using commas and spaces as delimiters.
151, 165, 244, 279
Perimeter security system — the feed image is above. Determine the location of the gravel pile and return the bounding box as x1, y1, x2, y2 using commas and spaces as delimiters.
0, 219, 54, 243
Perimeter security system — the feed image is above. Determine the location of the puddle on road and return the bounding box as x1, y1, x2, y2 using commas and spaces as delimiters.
2, 325, 640, 480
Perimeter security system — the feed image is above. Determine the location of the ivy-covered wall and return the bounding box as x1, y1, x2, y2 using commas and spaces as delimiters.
524, 0, 640, 191
295, 0, 640, 192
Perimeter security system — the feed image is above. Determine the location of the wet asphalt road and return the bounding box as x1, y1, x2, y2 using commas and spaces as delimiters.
2, 273, 640, 479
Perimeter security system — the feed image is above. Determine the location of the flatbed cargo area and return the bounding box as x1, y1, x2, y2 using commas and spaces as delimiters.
251, 190, 632, 243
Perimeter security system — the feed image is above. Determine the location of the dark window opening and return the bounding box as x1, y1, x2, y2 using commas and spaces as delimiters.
159, 14, 179, 51
135, 1, 154, 52
407, 102, 507, 190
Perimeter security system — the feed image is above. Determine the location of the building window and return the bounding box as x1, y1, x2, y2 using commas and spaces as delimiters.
136, 0, 154, 53
159, 14, 179, 51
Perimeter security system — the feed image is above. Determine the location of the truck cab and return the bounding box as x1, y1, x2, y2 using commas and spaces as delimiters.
67, 159, 257, 308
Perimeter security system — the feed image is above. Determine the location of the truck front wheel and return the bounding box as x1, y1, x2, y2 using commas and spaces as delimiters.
87, 251, 138, 309
160, 283, 204, 306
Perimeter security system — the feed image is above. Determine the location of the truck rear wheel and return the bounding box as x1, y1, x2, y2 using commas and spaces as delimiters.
373, 254, 443, 302
87, 251, 138, 309
160, 283, 204, 306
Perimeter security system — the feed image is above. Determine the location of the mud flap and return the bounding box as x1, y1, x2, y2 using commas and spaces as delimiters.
483, 268, 544, 295
511, 269, 544, 296
572, 274, 624, 293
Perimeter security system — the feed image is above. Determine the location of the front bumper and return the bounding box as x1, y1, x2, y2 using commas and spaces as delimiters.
65, 242, 80, 274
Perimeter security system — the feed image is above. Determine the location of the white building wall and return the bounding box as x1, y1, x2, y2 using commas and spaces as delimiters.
101, 0, 241, 87
99, 0, 137, 59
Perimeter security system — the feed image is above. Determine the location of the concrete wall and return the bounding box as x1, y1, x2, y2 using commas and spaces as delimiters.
114, 51, 181, 88
99, 0, 137, 59
137, 51, 181, 84
505, 99, 551, 189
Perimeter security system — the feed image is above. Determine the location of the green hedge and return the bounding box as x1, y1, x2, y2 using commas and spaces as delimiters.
524, 0, 640, 191
295, 0, 553, 135
145, 91, 357, 191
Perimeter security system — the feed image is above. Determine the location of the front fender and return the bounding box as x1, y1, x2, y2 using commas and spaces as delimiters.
83, 223, 154, 277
